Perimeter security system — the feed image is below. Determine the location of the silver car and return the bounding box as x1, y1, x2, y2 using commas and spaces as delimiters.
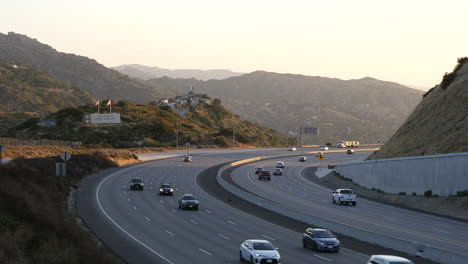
240, 239, 281, 264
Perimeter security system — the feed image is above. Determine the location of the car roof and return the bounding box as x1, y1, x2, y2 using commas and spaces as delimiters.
131, 177, 142, 180
306, 228, 328, 232
160, 182, 172, 185
370, 255, 412, 261
247, 239, 271, 243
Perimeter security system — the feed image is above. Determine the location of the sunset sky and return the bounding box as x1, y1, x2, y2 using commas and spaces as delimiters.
3, 0, 468, 88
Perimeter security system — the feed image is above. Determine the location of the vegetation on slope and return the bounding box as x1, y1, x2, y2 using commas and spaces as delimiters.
9, 96, 292, 148
369, 57, 468, 159
0, 151, 136, 264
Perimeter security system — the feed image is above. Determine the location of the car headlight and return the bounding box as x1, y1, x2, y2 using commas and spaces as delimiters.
170, 189, 173, 192
255, 253, 260, 257
336, 241, 340, 246
159, 188, 163, 192
317, 241, 325, 246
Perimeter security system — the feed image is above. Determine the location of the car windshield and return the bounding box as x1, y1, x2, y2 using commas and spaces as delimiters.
183, 195, 196, 200
132, 179, 142, 183
314, 230, 334, 238
340, 190, 352, 194
252, 242, 274, 250
162, 184, 171, 188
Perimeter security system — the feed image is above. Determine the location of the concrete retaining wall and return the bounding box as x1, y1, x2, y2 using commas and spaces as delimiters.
335, 152, 468, 196
217, 157, 468, 264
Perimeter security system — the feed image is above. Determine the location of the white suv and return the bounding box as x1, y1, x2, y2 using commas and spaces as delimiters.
240, 240, 281, 264
367, 255, 414, 264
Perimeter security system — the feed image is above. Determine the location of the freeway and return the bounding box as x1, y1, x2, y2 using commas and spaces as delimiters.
77, 148, 371, 264
230, 152, 468, 258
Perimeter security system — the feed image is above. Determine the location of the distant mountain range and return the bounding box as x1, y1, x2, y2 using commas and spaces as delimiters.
148, 72, 424, 144
370, 57, 468, 159
112, 64, 243, 81
0, 32, 174, 103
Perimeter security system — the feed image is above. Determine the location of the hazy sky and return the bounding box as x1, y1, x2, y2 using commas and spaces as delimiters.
2, 0, 468, 88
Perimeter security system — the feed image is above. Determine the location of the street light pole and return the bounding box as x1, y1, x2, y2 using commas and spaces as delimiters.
232, 119, 235, 148
176, 120, 179, 151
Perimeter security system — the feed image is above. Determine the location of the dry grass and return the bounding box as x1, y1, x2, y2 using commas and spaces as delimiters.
0, 152, 137, 264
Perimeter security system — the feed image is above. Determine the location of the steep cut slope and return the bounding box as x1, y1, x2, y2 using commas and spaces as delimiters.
113, 64, 243, 81
369, 58, 468, 159
0, 32, 173, 103
148, 72, 423, 144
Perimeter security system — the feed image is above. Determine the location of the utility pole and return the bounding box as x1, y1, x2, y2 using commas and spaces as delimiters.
299, 127, 303, 147
232, 119, 235, 148
176, 120, 179, 151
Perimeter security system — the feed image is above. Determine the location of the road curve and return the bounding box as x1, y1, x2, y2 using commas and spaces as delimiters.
230, 152, 468, 258
77, 149, 369, 264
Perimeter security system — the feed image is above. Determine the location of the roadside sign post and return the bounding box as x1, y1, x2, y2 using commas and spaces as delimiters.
316, 152, 325, 160
186, 142, 190, 155
58, 152, 72, 192
137, 140, 142, 148
0, 144, 5, 164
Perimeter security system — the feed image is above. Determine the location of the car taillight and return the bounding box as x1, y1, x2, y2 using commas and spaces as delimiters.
341, 195, 344, 198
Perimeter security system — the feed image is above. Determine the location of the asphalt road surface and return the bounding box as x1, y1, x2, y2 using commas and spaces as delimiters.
230, 152, 468, 258
77, 148, 372, 264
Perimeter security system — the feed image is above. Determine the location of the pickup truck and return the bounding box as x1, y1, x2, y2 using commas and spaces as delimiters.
332, 189, 357, 206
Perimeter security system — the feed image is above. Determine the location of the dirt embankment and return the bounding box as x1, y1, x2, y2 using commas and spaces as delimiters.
308, 169, 468, 221
0, 150, 139, 264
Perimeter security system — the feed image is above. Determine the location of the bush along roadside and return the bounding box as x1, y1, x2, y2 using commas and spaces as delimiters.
0, 151, 136, 264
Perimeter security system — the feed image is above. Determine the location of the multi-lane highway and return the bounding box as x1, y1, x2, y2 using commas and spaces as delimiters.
77, 149, 373, 264
230, 152, 468, 258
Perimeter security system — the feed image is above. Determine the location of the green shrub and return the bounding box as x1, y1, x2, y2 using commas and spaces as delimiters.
412, 192, 417, 196
398, 192, 406, 195
376, 189, 384, 193
456, 190, 468, 197
424, 190, 432, 197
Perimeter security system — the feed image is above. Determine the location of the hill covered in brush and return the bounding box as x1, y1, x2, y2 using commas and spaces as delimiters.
9, 95, 291, 148
369, 57, 468, 159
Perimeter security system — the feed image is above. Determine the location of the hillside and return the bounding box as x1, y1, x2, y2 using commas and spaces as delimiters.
148, 72, 423, 144
113, 64, 243, 81
0, 60, 94, 134
0, 32, 174, 103
9, 96, 291, 148
369, 58, 468, 159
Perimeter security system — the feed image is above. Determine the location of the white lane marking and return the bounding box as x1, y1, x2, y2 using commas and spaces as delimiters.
133, 206, 137, 210
127, 198, 130, 202
199, 248, 212, 256
151, 187, 153, 190
96, 168, 174, 264
153, 193, 156, 196
190, 220, 198, 225
171, 209, 177, 213
262, 235, 275, 241
218, 233, 230, 240
123, 185, 126, 188
227, 220, 236, 225
205, 210, 212, 214
160, 200, 164, 204
145, 217, 151, 221
314, 254, 332, 262
165, 230, 174, 236
123, 191, 126, 194
150, 182, 153, 185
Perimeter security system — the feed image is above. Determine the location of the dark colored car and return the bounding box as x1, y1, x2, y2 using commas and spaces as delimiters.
183, 155, 192, 162
303, 228, 340, 252
273, 168, 283, 176
159, 183, 174, 195
178, 193, 199, 210
299, 156, 307, 162
258, 170, 271, 181
347, 149, 354, 155
255, 167, 264, 174
130, 178, 144, 191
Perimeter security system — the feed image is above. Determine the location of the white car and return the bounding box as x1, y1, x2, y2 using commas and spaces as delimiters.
289, 147, 296, 151
367, 255, 414, 264
276, 161, 285, 168
320, 146, 329, 151
240, 240, 281, 264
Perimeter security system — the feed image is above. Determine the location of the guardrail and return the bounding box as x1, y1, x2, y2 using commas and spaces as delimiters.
216, 156, 468, 264
0, 137, 71, 147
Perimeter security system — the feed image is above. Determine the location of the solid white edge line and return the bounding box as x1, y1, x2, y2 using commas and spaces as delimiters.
145, 217, 151, 221
218, 233, 230, 240
96, 168, 174, 264
190, 220, 198, 225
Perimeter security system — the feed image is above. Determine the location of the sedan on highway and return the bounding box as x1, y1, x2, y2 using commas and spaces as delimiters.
273, 168, 283, 176
255, 167, 264, 174
347, 149, 354, 154
367, 255, 414, 264
299, 156, 307, 162
158, 183, 174, 195
178, 193, 199, 210
129, 178, 144, 191
183, 155, 192, 162
320, 146, 329, 151
302, 228, 340, 252
240, 239, 281, 264
276, 161, 285, 168
289, 147, 296, 151
258, 170, 271, 181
